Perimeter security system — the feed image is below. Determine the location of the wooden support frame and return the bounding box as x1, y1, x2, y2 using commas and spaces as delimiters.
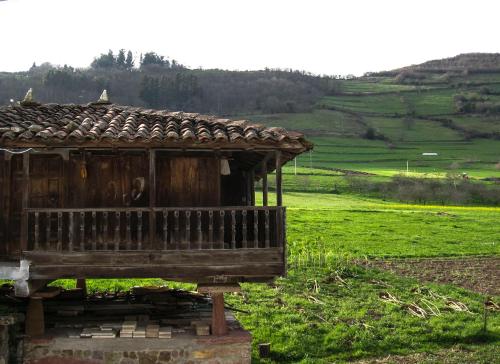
275, 151, 282, 207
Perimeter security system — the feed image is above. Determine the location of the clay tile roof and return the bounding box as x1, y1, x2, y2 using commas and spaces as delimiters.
0, 103, 312, 154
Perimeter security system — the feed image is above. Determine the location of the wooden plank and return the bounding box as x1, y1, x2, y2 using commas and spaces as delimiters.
23, 248, 284, 266
29, 263, 284, 280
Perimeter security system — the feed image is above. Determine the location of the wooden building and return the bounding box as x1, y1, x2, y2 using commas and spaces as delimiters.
0, 92, 312, 335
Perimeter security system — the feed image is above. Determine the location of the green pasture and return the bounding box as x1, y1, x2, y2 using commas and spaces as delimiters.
295, 137, 500, 178
45, 191, 500, 363
319, 88, 458, 116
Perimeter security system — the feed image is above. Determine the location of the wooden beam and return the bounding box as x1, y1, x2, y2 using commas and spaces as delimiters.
275, 151, 282, 207
20, 152, 30, 252
149, 149, 156, 249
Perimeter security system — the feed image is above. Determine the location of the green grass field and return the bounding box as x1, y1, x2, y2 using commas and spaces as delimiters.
45, 192, 499, 363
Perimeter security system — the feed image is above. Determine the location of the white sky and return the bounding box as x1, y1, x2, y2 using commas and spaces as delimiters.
0, 0, 499, 76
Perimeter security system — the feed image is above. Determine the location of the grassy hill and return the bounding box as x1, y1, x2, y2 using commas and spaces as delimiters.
240, 54, 500, 180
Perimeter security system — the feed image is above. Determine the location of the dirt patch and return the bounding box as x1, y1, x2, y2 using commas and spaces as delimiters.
353, 345, 499, 363
360, 256, 500, 296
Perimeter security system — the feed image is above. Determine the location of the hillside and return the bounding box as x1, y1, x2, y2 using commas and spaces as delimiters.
393, 52, 500, 73
241, 54, 500, 180
1, 52, 499, 179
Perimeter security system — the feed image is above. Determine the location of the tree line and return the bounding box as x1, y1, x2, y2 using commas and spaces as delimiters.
0, 50, 340, 115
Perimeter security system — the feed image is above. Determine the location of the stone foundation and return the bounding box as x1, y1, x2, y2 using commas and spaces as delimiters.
23, 329, 251, 364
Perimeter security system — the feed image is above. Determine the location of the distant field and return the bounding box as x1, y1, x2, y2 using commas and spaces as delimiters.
295, 136, 500, 178
337, 79, 428, 94
319, 88, 457, 116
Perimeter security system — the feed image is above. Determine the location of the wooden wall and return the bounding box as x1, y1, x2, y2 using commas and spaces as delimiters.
156, 155, 220, 207
1, 150, 256, 258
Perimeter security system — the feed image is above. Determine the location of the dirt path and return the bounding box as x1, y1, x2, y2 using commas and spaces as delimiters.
360, 256, 499, 296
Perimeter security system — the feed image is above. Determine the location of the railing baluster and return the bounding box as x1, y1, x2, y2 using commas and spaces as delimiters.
208, 210, 214, 249
114, 211, 120, 251
57, 212, 63, 251
231, 210, 236, 249
253, 210, 259, 248
242, 210, 247, 249
137, 211, 143, 251
162, 210, 168, 250
103, 211, 108, 250
46, 212, 51, 250
68, 212, 74, 252
185, 211, 191, 249
126, 211, 132, 250
219, 211, 225, 249
92, 211, 97, 251
34, 212, 39, 250
265, 210, 270, 248
197, 211, 202, 249
79, 212, 85, 251
174, 211, 180, 250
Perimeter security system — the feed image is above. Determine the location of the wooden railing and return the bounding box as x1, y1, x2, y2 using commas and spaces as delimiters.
23, 207, 285, 252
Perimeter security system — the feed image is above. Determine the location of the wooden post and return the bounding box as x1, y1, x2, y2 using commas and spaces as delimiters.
249, 169, 255, 206
149, 149, 156, 249
26, 297, 44, 337
275, 151, 282, 207
3, 153, 12, 255
211, 292, 228, 336
262, 159, 268, 207
20, 152, 30, 252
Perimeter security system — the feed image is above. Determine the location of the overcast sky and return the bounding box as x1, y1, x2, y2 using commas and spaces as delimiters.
0, 0, 498, 76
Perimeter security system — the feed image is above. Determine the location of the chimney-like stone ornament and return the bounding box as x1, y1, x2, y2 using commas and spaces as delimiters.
20, 88, 40, 106
95, 89, 111, 104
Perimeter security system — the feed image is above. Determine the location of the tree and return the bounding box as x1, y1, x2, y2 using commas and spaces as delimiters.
141, 52, 166, 68
125, 51, 134, 70
116, 49, 126, 68
91, 50, 116, 69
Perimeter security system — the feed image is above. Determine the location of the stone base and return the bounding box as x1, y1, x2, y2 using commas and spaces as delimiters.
23, 329, 252, 364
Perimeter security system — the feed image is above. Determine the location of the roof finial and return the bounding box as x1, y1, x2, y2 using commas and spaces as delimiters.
20, 88, 39, 106
97, 89, 110, 104
23, 88, 33, 103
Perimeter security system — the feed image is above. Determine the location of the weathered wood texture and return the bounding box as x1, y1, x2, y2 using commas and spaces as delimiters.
23, 248, 284, 281
24, 206, 284, 251
2, 149, 287, 283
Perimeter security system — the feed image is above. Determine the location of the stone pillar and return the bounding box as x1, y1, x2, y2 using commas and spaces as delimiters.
25, 297, 44, 337
76, 278, 87, 296
211, 293, 228, 336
